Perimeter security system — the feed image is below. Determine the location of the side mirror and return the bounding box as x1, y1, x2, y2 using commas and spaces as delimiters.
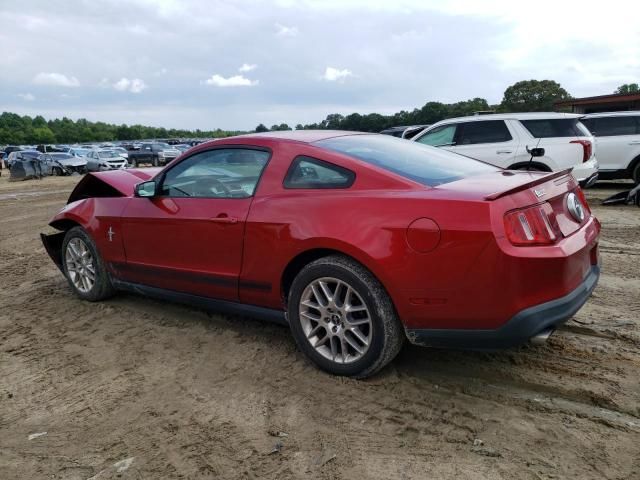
527, 147, 545, 157
134, 180, 157, 198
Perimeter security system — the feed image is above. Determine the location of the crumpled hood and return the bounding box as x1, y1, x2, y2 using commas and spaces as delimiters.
67, 168, 162, 203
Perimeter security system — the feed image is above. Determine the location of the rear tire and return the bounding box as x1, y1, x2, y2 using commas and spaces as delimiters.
632, 161, 640, 185
287, 255, 404, 378
62, 227, 115, 302
152, 157, 159, 167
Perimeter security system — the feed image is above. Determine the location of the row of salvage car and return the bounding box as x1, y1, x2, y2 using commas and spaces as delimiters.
3, 142, 183, 181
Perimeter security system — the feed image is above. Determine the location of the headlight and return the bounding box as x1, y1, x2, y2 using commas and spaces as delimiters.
157, 151, 165, 157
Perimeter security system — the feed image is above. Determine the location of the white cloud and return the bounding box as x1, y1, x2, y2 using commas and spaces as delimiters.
113, 78, 148, 93
238, 63, 257, 73
17, 93, 35, 101
98, 78, 110, 88
203, 74, 258, 87
32, 72, 80, 87
129, 78, 147, 93
275, 23, 298, 37
323, 67, 353, 82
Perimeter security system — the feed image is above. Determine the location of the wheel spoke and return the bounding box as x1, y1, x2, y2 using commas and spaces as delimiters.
306, 323, 323, 339
311, 284, 327, 307
300, 311, 321, 322
314, 332, 330, 348
318, 281, 334, 304
345, 334, 364, 355
301, 299, 321, 310
330, 336, 338, 361
350, 327, 370, 347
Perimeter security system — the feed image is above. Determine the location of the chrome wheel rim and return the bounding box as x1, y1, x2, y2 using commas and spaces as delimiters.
65, 238, 96, 293
299, 277, 372, 364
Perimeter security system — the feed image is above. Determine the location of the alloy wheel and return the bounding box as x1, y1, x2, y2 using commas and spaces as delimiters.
298, 277, 372, 364
65, 238, 96, 293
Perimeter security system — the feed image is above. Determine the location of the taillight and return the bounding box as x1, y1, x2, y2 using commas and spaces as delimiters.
504, 202, 560, 246
575, 186, 591, 214
570, 140, 592, 163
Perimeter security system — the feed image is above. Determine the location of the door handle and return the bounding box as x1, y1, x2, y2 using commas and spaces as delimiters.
211, 214, 238, 224
496, 150, 513, 154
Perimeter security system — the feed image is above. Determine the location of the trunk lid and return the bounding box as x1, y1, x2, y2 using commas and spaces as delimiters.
433, 169, 588, 238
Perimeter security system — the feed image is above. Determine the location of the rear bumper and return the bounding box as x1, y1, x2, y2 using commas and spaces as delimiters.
406, 264, 600, 350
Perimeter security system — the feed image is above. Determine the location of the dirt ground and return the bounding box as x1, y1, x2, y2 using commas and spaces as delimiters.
0, 173, 639, 480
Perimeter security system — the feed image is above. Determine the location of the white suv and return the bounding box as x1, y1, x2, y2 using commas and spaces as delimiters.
581, 112, 640, 184
411, 113, 599, 187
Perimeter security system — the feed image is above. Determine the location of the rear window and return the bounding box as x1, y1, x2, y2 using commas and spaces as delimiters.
315, 134, 497, 187
520, 119, 585, 138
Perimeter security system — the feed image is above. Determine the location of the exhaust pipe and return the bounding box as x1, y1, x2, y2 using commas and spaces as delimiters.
530, 328, 554, 345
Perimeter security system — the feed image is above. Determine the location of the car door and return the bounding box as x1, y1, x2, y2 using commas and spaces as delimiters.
447, 120, 518, 167
119, 147, 271, 301
582, 116, 640, 172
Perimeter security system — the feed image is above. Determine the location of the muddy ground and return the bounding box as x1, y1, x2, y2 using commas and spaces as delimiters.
0, 173, 638, 480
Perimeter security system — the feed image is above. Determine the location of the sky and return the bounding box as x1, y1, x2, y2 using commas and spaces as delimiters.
1, 0, 639, 131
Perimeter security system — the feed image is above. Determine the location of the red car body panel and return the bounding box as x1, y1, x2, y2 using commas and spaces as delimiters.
46, 132, 600, 344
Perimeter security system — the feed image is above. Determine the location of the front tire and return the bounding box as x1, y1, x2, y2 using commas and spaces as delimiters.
62, 227, 115, 301
287, 255, 404, 378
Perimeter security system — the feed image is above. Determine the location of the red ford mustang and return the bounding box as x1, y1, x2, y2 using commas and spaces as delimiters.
42, 131, 600, 377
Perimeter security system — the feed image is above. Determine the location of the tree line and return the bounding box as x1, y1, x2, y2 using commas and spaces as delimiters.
1, 80, 636, 144
256, 80, 638, 133
0, 112, 244, 145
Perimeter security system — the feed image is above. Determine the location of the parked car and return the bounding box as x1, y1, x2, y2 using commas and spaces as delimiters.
41, 131, 600, 378
128, 142, 181, 167
380, 125, 430, 139
412, 113, 599, 187
41, 152, 88, 175
69, 147, 92, 158
112, 147, 129, 160
580, 112, 640, 184
85, 149, 128, 172
6, 150, 40, 168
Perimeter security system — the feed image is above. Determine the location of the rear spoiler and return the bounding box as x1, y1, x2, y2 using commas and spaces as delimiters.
485, 169, 573, 201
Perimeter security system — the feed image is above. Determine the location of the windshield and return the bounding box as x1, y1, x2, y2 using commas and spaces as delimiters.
98, 150, 122, 159
154, 143, 171, 149
315, 134, 497, 186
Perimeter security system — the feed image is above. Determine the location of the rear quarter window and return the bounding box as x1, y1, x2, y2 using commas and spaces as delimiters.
520, 119, 585, 138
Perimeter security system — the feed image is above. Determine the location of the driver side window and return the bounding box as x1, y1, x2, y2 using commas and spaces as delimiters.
160, 148, 270, 198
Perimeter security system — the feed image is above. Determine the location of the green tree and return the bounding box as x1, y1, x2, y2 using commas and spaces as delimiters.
614, 83, 640, 94
31, 127, 56, 143
500, 80, 571, 112
255, 123, 268, 132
